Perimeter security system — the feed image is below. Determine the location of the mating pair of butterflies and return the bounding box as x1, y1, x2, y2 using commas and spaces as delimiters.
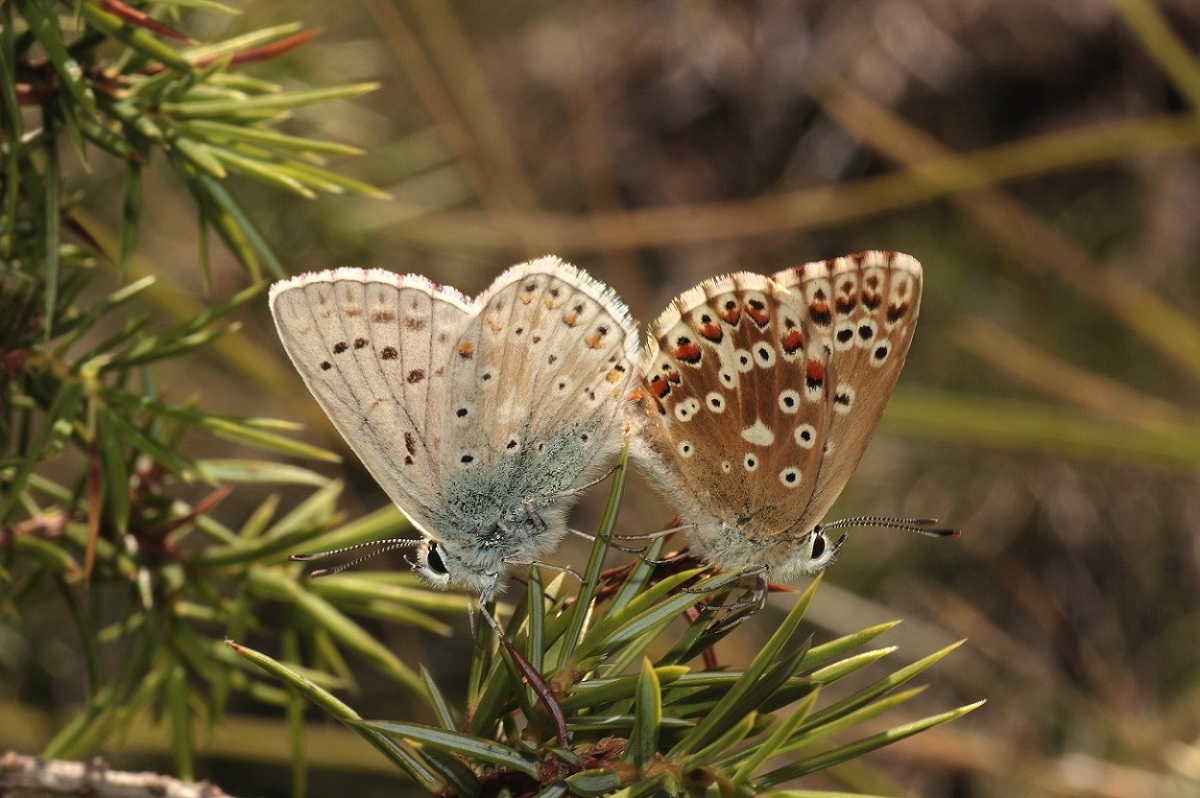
269, 252, 943, 612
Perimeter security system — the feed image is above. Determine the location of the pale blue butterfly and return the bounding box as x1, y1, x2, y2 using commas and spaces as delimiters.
270, 257, 639, 603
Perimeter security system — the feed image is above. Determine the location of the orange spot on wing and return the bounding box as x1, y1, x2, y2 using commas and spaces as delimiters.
746, 303, 770, 327
781, 329, 803, 354
673, 341, 702, 363
805, 359, 824, 384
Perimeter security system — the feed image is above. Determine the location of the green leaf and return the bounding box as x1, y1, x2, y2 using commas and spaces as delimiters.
181, 119, 364, 155
556, 446, 631, 668
94, 408, 130, 535
808, 647, 897, 685
682, 711, 759, 772
730, 691, 819, 786
755, 701, 986, 787
228, 640, 442, 792
192, 479, 342, 566
172, 135, 227, 178
626, 658, 662, 768
360, 720, 540, 779
800, 622, 899, 671
669, 576, 820, 759
798, 641, 966, 736
0, 380, 85, 523
420, 667, 458, 731
560, 666, 689, 713
78, 0, 194, 73
564, 769, 625, 796
196, 459, 332, 486
214, 148, 318, 197
21, 0, 100, 121
248, 569, 423, 693
160, 83, 379, 118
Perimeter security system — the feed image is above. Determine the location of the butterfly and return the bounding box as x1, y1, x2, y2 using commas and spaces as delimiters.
270, 256, 639, 604
629, 251, 952, 616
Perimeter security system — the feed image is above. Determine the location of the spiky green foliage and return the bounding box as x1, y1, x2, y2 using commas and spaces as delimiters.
235, 457, 981, 797
0, 2, 450, 781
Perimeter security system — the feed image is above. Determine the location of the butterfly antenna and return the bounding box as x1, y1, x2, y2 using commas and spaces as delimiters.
289, 538, 422, 577
821, 516, 960, 538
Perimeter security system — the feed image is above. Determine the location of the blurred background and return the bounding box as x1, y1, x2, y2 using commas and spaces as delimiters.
8, 0, 1200, 796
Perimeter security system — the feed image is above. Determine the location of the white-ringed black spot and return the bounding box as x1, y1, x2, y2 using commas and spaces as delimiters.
674, 397, 700, 422
779, 467, 802, 487
706, 392, 725, 412
744, 453, 759, 471
778, 389, 800, 414
794, 424, 816, 449
734, 348, 754, 373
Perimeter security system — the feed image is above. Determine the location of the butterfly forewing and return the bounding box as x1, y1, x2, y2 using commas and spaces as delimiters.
445, 258, 639, 507
771, 252, 922, 525
269, 269, 474, 532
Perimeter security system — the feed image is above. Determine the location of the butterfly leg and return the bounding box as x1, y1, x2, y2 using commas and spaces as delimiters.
568, 523, 694, 555
687, 565, 769, 634
503, 556, 583, 585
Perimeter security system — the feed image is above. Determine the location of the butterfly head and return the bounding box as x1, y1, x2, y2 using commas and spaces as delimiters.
413, 539, 505, 603
770, 525, 847, 582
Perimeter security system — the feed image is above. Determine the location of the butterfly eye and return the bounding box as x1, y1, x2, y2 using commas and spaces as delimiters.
809, 533, 827, 560
426, 542, 448, 575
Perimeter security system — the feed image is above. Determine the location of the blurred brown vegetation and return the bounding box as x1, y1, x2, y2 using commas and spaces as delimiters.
9, 0, 1200, 796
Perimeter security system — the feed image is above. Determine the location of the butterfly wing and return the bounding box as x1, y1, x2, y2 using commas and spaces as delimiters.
444, 257, 639, 517
633, 251, 922, 542
771, 251, 922, 525
269, 268, 473, 536
633, 271, 836, 537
